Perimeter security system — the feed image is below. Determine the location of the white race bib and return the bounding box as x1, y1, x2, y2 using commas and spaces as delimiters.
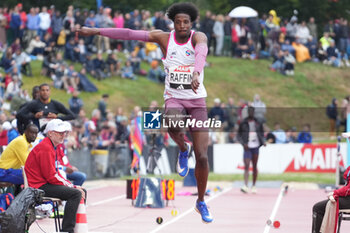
168, 66, 194, 90
248, 132, 259, 148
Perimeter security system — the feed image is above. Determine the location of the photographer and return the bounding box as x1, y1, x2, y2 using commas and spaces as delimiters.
17, 83, 75, 131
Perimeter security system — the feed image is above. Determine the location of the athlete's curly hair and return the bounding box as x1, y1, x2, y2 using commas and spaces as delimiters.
167, 2, 198, 23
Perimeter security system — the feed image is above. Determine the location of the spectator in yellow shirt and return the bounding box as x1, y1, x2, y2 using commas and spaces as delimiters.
0, 124, 38, 184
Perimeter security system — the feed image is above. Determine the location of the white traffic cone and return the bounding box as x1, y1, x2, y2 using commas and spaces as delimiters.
74, 198, 88, 233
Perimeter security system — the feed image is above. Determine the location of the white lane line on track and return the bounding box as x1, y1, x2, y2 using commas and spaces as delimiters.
87, 194, 126, 207
263, 186, 286, 233
149, 187, 233, 233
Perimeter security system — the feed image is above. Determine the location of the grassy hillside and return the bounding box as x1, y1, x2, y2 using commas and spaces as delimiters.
22, 55, 350, 126
205, 57, 350, 107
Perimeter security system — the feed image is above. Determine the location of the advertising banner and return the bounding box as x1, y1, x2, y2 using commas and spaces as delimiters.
213, 143, 347, 174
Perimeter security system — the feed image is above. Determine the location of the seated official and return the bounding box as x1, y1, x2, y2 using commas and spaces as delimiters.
25, 119, 85, 233
312, 166, 350, 232
0, 124, 38, 184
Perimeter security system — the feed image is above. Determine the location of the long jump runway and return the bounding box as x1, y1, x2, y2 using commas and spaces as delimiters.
29, 180, 350, 233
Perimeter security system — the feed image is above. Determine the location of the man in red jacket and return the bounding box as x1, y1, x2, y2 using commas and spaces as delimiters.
25, 119, 85, 233
312, 166, 350, 233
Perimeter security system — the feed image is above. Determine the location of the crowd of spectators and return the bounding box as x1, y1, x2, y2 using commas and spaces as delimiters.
263, 14, 350, 75
197, 10, 350, 75
0, 3, 172, 96
65, 93, 316, 153
0, 89, 316, 171
0, 4, 349, 95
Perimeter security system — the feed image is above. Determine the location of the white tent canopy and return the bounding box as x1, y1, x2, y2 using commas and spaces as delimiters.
229, 6, 258, 18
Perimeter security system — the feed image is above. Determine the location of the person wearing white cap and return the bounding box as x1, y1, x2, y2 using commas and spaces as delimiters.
25, 119, 86, 233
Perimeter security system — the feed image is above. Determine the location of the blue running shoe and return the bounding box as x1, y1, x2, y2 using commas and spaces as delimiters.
195, 201, 213, 223
177, 142, 191, 177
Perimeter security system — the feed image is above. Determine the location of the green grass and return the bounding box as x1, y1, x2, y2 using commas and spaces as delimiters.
120, 172, 336, 185
204, 57, 350, 107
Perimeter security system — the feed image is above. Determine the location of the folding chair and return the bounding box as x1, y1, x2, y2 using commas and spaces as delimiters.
21, 166, 63, 232
337, 209, 350, 233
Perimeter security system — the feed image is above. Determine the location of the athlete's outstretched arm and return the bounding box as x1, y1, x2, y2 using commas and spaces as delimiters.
77, 27, 167, 45
192, 32, 208, 93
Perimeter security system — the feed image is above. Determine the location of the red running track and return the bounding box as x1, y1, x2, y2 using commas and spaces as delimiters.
28, 180, 350, 233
